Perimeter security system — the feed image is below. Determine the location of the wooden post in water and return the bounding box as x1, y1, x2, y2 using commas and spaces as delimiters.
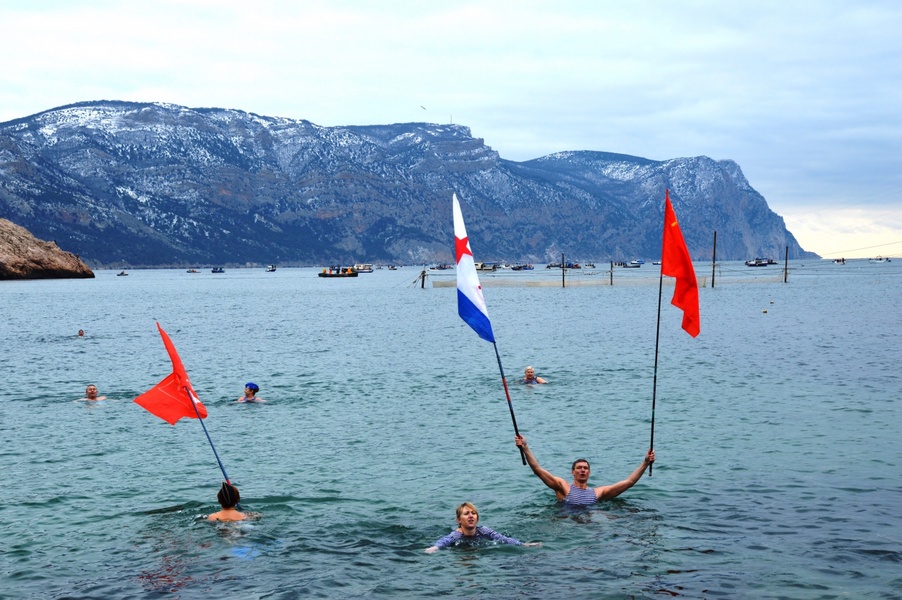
561, 253, 565, 288
711, 230, 717, 288
420, 267, 426, 288
610, 260, 614, 286
784, 246, 789, 283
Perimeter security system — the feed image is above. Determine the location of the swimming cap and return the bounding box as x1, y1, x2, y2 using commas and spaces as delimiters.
245, 382, 259, 392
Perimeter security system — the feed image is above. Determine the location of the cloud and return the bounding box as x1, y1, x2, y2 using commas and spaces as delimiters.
1, 0, 900, 258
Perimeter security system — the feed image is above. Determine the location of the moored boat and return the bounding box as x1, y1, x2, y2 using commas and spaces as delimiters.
212, 267, 225, 273
745, 258, 769, 267
265, 264, 277, 272
318, 266, 358, 278
352, 263, 373, 273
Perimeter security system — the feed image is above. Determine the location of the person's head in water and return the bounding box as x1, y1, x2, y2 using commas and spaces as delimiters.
85, 384, 100, 400
244, 382, 259, 396
455, 501, 479, 522
217, 482, 240, 509
571, 458, 591, 485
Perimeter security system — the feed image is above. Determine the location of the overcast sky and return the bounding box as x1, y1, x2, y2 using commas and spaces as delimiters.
2, 1, 900, 258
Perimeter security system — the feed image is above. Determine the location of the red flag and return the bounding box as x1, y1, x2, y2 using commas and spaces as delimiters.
134, 322, 208, 425
661, 191, 700, 337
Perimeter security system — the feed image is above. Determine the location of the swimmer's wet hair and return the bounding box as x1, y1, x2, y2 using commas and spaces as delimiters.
217, 482, 240, 508
572, 458, 590, 470
455, 502, 479, 520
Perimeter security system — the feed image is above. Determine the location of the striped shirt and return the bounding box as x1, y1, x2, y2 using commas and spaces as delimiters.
564, 485, 598, 506
432, 526, 523, 549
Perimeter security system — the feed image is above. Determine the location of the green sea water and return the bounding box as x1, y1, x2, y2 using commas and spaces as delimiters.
1, 261, 900, 598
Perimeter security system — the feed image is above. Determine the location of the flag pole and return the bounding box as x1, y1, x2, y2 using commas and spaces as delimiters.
491, 343, 527, 465
649, 271, 664, 477
186, 386, 232, 484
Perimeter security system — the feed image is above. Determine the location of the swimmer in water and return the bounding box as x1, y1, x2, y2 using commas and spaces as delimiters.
207, 482, 246, 522
425, 502, 541, 553
236, 382, 265, 403
521, 366, 547, 384
81, 384, 107, 401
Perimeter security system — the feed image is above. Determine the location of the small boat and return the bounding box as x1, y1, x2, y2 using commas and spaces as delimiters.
352, 263, 374, 273
212, 267, 225, 273
511, 263, 534, 271
265, 264, 277, 272
475, 262, 496, 271
186, 268, 199, 273
869, 256, 891, 263
318, 266, 358, 278
629, 260, 643, 267
388, 265, 398, 271
428, 263, 454, 271
833, 258, 846, 264
619, 262, 641, 268
745, 258, 769, 267
117, 270, 128, 276
652, 261, 662, 266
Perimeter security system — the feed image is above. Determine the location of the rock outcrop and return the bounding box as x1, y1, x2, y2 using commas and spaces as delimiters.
0, 218, 94, 279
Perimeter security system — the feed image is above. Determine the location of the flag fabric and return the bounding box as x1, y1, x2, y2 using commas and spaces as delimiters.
453, 193, 495, 343
661, 191, 700, 337
134, 322, 208, 425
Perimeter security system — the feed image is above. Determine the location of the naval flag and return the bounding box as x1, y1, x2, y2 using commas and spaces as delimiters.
453, 194, 495, 343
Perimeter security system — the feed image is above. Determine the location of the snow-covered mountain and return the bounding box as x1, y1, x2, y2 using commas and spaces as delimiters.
0, 100, 815, 266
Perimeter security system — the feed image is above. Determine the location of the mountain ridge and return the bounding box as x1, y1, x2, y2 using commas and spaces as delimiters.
0, 100, 816, 267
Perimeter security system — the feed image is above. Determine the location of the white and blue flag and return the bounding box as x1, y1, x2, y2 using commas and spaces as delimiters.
453, 193, 495, 343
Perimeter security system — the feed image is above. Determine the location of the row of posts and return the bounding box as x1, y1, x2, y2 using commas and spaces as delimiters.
417, 236, 790, 289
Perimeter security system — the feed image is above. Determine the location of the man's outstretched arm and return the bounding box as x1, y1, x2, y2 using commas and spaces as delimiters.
516, 435, 569, 500
596, 449, 655, 500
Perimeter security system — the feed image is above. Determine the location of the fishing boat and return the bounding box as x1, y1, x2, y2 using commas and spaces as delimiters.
318, 266, 358, 278
212, 267, 225, 273
265, 264, 277, 272
869, 256, 891, 263
428, 263, 453, 271
475, 262, 496, 271
745, 258, 769, 267
186, 268, 199, 273
511, 263, 534, 271
352, 263, 373, 273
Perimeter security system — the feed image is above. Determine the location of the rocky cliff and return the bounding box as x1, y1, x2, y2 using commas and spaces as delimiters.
0, 218, 94, 279
0, 101, 817, 266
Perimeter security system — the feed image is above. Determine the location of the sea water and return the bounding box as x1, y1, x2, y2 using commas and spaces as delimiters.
1, 261, 900, 599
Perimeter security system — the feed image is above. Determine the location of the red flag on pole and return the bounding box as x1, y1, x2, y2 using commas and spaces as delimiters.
134, 322, 208, 425
661, 191, 700, 337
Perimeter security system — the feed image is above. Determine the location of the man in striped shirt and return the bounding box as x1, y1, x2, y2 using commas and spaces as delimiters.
515, 435, 655, 506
